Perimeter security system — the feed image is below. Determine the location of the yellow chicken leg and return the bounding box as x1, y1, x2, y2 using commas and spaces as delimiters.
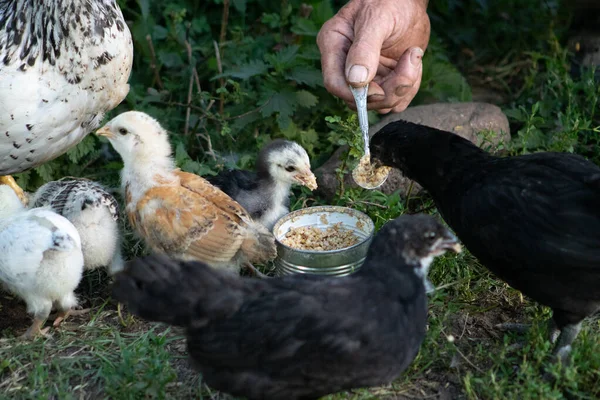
52, 308, 91, 328
0, 175, 28, 205
20, 318, 51, 340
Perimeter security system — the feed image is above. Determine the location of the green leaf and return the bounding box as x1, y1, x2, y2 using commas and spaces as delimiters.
325, 115, 342, 124
286, 66, 323, 88
14, 170, 31, 191
174, 142, 190, 165
504, 108, 524, 121
157, 51, 184, 68
280, 122, 320, 155
298, 45, 322, 61
152, 25, 168, 40
291, 19, 318, 36
181, 159, 214, 176
304, 128, 319, 143
104, 161, 124, 171
419, 56, 472, 103
312, 0, 335, 25
66, 135, 96, 164
277, 111, 292, 130
35, 162, 55, 182
295, 90, 318, 108
260, 89, 297, 129
213, 60, 268, 80
266, 45, 300, 70
232, 0, 246, 13
138, 0, 150, 20
191, 16, 210, 35
237, 154, 254, 169
260, 90, 294, 117
231, 111, 262, 134
261, 13, 281, 29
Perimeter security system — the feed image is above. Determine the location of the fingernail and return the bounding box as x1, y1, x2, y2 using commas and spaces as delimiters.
367, 94, 385, 102
410, 47, 424, 66
347, 65, 368, 84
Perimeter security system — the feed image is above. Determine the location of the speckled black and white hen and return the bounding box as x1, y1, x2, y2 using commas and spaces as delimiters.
30, 178, 124, 274
0, 0, 133, 203
112, 214, 461, 400
207, 140, 317, 230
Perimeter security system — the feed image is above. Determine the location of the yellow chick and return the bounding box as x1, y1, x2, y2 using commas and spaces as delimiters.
96, 111, 277, 274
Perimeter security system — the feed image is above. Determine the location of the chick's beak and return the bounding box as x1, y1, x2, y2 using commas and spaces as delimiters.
294, 168, 318, 191
446, 241, 463, 253
96, 126, 115, 139
435, 232, 462, 254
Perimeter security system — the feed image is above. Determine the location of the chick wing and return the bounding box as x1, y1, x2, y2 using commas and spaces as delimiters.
128, 171, 276, 268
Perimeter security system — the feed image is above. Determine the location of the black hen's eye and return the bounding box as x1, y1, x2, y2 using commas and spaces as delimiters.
424, 231, 436, 239
285, 166, 296, 172
118, 128, 128, 135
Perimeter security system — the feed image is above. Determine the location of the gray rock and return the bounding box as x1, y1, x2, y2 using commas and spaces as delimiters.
315, 102, 511, 200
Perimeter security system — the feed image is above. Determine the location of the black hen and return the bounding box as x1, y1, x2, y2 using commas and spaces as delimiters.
371, 120, 600, 360
112, 214, 460, 400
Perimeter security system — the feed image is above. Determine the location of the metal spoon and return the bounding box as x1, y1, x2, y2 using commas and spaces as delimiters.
349, 84, 390, 189
349, 84, 371, 158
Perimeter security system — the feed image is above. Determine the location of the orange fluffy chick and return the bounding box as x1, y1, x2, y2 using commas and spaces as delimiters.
96, 111, 277, 274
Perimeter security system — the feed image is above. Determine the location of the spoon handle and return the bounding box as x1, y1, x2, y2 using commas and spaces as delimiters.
349, 84, 370, 157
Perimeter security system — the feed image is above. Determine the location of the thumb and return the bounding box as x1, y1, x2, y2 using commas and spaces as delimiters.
345, 24, 389, 87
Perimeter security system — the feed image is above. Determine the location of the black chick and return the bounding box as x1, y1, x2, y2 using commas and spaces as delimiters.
370, 120, 600, 361
207, 140, 317, 230
112, 214, 460, 400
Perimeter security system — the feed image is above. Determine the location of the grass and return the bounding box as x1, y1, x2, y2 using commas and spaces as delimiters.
2, 0, 600, 399
0, 275, 204, 400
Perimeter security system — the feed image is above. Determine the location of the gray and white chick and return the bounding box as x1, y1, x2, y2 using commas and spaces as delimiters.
30, 179, 124, 275
207, 140, 317, 230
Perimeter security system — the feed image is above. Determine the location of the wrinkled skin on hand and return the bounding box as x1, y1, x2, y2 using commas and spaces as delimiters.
317, 0, 431, 113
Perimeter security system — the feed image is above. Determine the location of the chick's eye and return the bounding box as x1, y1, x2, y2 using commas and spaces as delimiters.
285, 166, 296, 172
424, 231, 436, 239
118, 128, 128, 135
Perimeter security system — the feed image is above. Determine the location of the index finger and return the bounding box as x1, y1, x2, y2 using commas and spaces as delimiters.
317, 19, 356, 102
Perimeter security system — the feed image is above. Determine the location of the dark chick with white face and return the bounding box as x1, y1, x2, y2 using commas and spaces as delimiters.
370, 214, 462, 293
208, 140, 317, 230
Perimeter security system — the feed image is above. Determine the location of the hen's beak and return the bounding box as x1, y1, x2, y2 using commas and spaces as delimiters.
96, 126, 115, 139
293, 168, 318, 191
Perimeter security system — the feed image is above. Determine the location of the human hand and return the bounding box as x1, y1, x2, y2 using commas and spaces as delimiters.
317, 0, 431, 113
